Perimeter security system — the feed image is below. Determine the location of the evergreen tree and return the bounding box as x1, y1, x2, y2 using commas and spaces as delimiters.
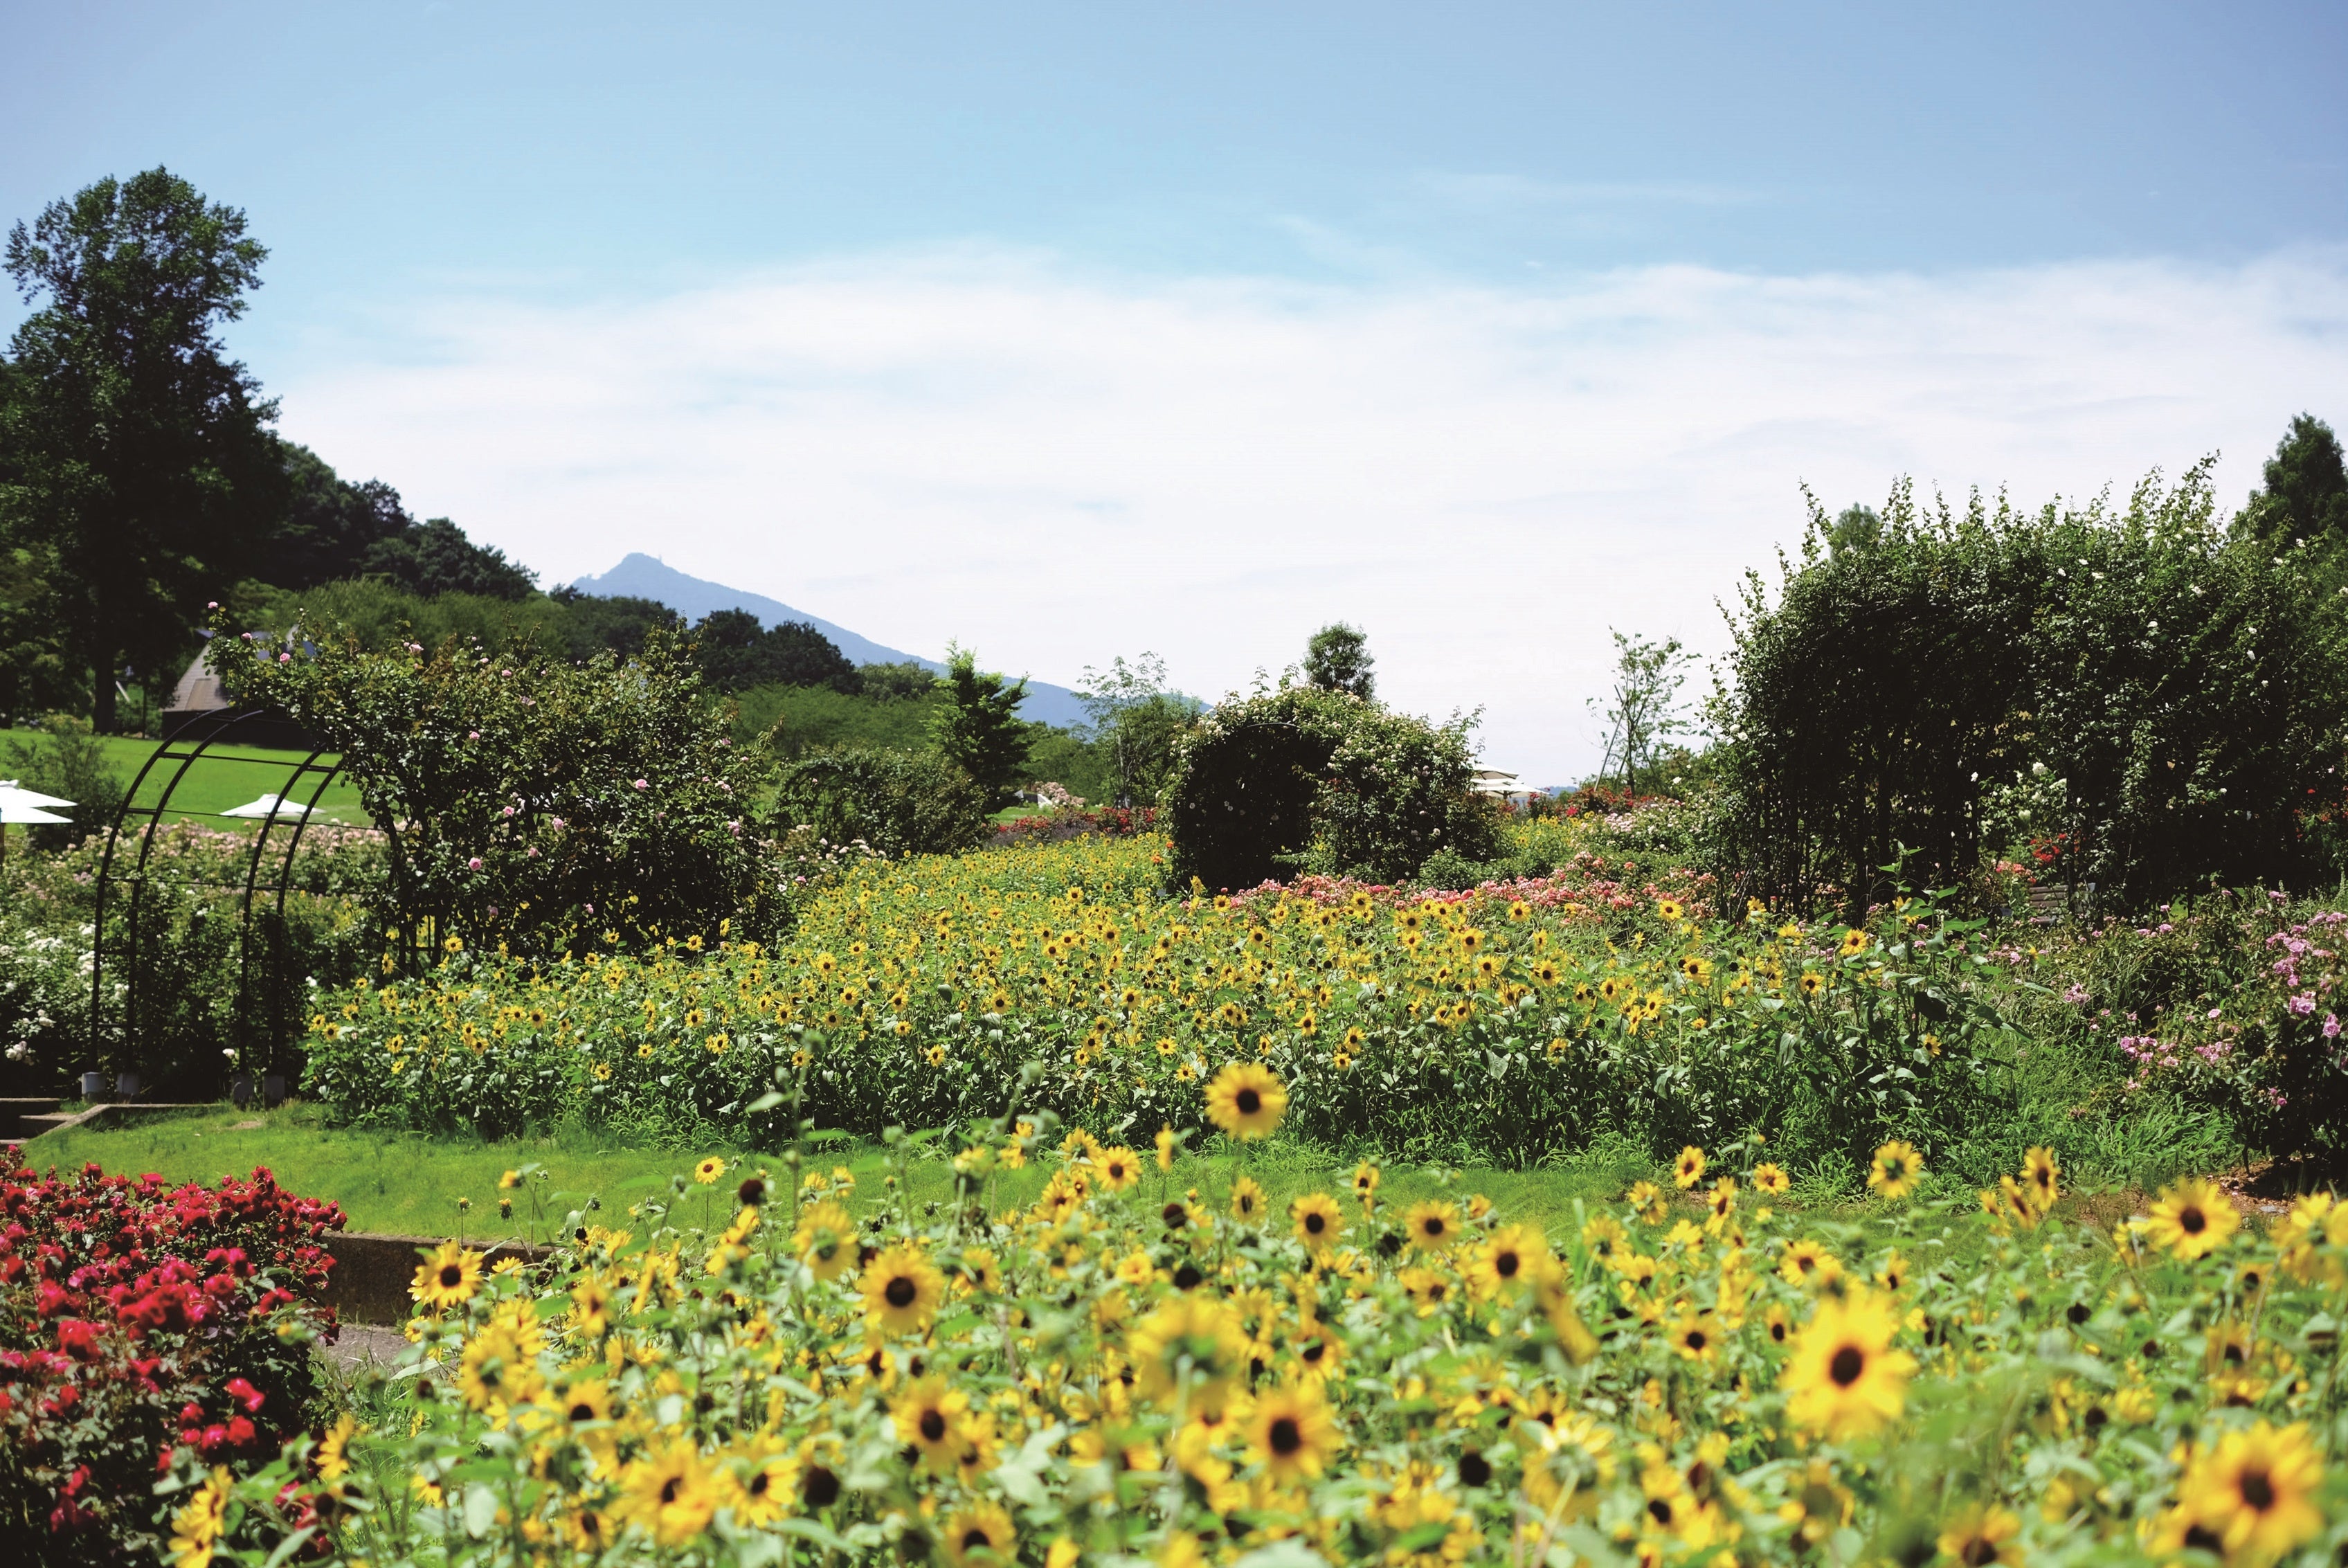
927, 644, 1031, 809
1304, 622, 1375, 701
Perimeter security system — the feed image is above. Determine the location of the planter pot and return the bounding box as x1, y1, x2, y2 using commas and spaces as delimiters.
114, 1072, 141, 1100
263, 1074, 287, 1108
80, 1072, 104, 1101
231, 1076, 256, 1108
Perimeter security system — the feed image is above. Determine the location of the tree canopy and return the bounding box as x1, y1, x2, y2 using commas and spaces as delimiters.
2, 168, 285, 728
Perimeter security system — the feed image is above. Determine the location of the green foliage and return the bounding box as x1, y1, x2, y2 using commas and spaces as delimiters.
768, 746, 991, 859
1076, 651, 1196, 806
1587, 628, 1697, 793
687, 608, 856, 694
739, 681, 942, 756
1163, 684, 1351, 890
1165, 683, 1497, 890
1303, 620, 1375, 699
0, 822, 379, 1096
1306, 703, 1503, 883
927, 644, 1032, 810
216, 615, 770, 955
357, 515, 536, 601
2, 168, 287, 730
1, 711, 127, 849
0, 541, 77, 723
544, 588, 680, 662
1712, 460, 2348, 911
854, 660, 938, 701
1020, 723, 1113, 804
2233, 411, 2348, 559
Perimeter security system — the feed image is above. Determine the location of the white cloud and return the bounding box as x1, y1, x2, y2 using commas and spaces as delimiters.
273, 246, 2348, 783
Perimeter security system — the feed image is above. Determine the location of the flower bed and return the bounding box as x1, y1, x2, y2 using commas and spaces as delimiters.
208, 1104, 2348, 1566
300, 833, 2016, 1174
0, 1151, 345, 1559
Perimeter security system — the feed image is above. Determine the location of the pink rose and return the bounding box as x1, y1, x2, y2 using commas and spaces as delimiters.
633, 779, 649, 790
467, 857, 483, 871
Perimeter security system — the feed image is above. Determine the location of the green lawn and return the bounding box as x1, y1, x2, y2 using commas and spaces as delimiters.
3, 729, 373, 827
22, 1104, 2107, 1261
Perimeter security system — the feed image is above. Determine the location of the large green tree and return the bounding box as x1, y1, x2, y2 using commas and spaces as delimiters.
2, 169, 287, 730
928, 644, 1032, 809
2233, 413, 2348, 563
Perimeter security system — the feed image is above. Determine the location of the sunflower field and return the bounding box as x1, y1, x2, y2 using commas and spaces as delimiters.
178, 1091, 2348, 1567
299, 832, 2025, 1174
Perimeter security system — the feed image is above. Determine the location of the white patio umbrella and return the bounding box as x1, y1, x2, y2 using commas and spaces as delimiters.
0, 799, 71, 871
0, 780, 75, 809
219, 793, 310, 821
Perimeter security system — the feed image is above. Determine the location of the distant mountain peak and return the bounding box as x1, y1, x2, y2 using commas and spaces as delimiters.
569, 555, 1087, 730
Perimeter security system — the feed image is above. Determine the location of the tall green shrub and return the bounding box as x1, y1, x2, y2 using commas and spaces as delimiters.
1164, 684, 1499, 890
215, 617, 770, 954
768, 746, 991, 860
1713, 461, 2348, 912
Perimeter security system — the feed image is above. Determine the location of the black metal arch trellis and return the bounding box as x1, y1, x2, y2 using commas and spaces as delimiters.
89, 709, 347, 1099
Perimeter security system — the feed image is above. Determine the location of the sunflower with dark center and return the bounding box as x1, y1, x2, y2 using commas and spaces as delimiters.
1203, 1061, 1287, 1141
1933, 1503, 2021, 1567
941, 1502, 1016, 1568
2174, 1420, 2324, 1564
1673, 1145, 1707, 1189
2145, 1176, 2240, 1261
1245, 1385, 1339, 1482
1782, 1289, 1917, 1441
1868, 1139, 1924, 1200
411, 1241, 482, 1311
1468, 1224, 1546, 1300
862, 1244, 946, 1334
1229, 1175, 1266, 1221
1292, 1193, 1344, 1253
1404, 1199, 1459, 1252
891, 1376, 970, 1473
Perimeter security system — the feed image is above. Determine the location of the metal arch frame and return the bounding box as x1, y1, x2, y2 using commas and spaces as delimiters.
90, 709, 347, 1091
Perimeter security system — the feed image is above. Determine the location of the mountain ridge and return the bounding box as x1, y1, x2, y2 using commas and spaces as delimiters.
570, 554, 1089, 730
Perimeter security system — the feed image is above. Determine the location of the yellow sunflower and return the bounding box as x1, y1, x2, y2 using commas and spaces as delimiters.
892, 1376, 972, 1475
614, 1437, 719, 1547
795, 1200, 857, 1281
1245, 1384, 1340, 1483
1751, 1162, 1790, 1195
1798, 971, 1826, 998
410, 1241, 482, 1312
1126, 1296, 1250, 1414
2019, 1147, 2060, 1213
1935, 1502, 2021, 1567
1673, 1146, 1707, 1189
1095, 1146, 1141, 1190
1403, 1200, 1461, 1252
1467, 1224, 1548, 1301
2175, 1419, 2325, 1565
1868, 1139, 1924, 1200
2144, 1177, 2240, 1261
693, 1156, 726, 1186
1780, 1238, 1843, 1288
1204, 1061, 1288, 1141
1781, 1288, 1916, 1441
1656, 897, 1684, 921
861, 1244, 946, 1335
941, 1502, 1018, 1568
1839, 928, 1870, 957
1229, 1175, 1267, 1223
1292, 1192, 1344, 1253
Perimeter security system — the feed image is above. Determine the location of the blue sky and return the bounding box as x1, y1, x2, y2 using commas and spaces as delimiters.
7, 3, 2347, 778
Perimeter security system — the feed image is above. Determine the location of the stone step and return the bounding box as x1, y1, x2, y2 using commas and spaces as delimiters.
17, 1112, 77, 1139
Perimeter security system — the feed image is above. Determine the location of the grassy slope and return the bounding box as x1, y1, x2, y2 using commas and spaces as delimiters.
3, 729, 372, 826
24, 1104, 2104, 1261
